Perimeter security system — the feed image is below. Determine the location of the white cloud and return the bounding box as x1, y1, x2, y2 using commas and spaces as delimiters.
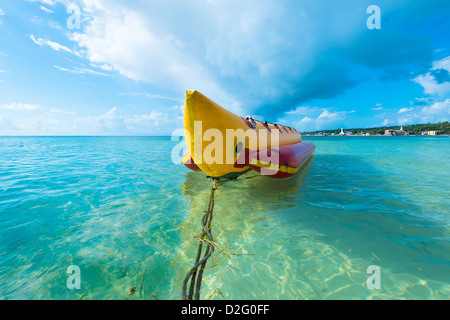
371, 104, 383, 111
127, 112, 170, 129
414, 74, 450, 96
434, 56, 450, 71
48, 21, 63, 30
40, 6, 54, 13
74, 107, 177, 135
49, 107, 75, 115
74, 108, 127, 134
1, 101, 181, 135
0, 103, 41, 110
318, 110, 339, 119
299, 116, 312, 123
54, 65, 110, 76
292, 108, 348, 132
30, 35, 73, 53
415, 97, 433, 103
172, 105, 184, 120
0, 8, 5, 15
90, 63, 113, 71
59, 0, 382, 115
66, 2, 234, 107
20, 117, 60, 131
139, 111, 168, 121
26, 0, 59, 5
119, 92, 183, 103
0, 116, 17, 130
382, 99, 450, 126
421, 99, 450, 119
413, 56, 450, 96
398, 107, 413, 113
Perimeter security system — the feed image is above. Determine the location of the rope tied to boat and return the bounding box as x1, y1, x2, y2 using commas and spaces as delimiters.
182, 178, 218, 300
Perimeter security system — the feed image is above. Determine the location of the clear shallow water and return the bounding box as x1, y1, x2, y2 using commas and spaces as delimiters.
0, 136, 449, 300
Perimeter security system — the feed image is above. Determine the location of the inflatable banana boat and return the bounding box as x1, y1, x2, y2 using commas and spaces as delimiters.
182, 90, 315, 179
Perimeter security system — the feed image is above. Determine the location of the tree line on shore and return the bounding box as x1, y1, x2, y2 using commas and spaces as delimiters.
302, 121, 449, 135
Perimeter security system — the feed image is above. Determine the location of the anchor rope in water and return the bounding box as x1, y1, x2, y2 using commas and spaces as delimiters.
182, 178, 218, 300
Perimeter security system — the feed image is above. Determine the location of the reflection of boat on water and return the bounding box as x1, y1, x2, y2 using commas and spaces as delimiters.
182, 90, 315, 179
179, 155, 314, 248
182, 156, 314, 206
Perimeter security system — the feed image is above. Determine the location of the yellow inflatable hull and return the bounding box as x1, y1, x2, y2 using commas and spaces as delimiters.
183, 90, 312, 178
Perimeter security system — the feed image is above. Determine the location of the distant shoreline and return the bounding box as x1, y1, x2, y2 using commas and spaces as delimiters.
301, 121, 449, 136
302, 134, 450, 137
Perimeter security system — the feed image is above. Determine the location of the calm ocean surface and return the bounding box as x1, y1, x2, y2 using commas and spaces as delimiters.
0, 136, 449, 300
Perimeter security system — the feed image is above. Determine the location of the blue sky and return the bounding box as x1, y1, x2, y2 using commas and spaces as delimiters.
0, 0, 449, 135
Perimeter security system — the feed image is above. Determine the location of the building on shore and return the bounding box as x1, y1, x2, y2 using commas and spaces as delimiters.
339, 128, 353, 136
385, 126, 407, 136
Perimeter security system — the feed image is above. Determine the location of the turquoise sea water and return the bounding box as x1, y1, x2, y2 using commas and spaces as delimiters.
0, 136, 449, 300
